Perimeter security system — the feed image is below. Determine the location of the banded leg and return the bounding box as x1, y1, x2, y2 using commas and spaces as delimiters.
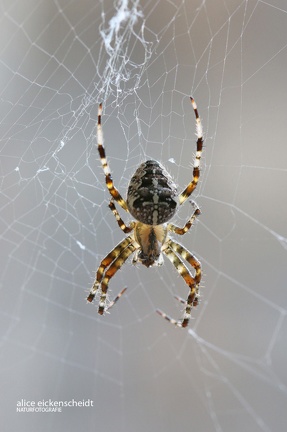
168, 200, 201, 235
98, 242, 138, 314
97, 103, 128, 211
157, 240, 201, 328
108, 200, 135, 233
106, 287, 128, 311
179, 97, 204, 205
169, 239, 201, 309
87, 236, 134, 303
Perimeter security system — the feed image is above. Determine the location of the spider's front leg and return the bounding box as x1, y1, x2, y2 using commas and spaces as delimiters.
98, 242, 137, 314
87, 236, 137, 314
157, 240, 201, 328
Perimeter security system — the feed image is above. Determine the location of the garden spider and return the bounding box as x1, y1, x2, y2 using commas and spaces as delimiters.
87, 97, 203, 328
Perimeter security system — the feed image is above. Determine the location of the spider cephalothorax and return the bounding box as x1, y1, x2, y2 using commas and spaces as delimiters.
87, 97, 203, 328
133, 223, 167, 267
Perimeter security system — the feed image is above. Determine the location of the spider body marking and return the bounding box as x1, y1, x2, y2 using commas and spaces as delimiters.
133, 222, 167, 267
127, 160, 178, 226
87, 97, 204, 328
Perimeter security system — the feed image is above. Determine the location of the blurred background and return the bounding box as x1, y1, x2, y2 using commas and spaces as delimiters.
1, 0, 287, 431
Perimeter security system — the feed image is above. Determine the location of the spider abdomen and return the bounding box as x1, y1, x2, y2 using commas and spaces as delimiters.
126, 160, 177, 225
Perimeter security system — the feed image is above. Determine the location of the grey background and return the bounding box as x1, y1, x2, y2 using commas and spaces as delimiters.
1, 1, 287, 431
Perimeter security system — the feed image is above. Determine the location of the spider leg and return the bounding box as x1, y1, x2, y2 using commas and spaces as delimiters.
157, 240, 201, 328
106, 287, 128, 311
156, 309, 182, 326
108, 200, 135, 233
174, 295, 187, 304
168, 200, 201, 235
98, 242, 138, 314
97, 103, 128, 211
179, 97, 204, 205
87, 236, 134, 304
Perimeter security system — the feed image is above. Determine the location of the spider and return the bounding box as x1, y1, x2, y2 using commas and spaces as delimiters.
87, 97, 203, 328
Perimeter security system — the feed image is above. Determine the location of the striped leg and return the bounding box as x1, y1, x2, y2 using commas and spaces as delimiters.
157, 240, 201, 328
108, 200, 135, 233
87, 236, 134, 304
106, 287, 128, 311
179, 97, 204, 205
97, 103, 128, 211
168, 201, 201, 235
98, 242, 137, 314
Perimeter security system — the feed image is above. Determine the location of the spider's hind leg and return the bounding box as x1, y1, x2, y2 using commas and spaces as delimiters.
178, 97, 204, 205
108, 200, 135, 233
168, 200, 201, 235
97, 103, 128, 212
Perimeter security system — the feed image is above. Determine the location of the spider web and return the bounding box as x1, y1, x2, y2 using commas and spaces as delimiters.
1, 0, 287, 431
